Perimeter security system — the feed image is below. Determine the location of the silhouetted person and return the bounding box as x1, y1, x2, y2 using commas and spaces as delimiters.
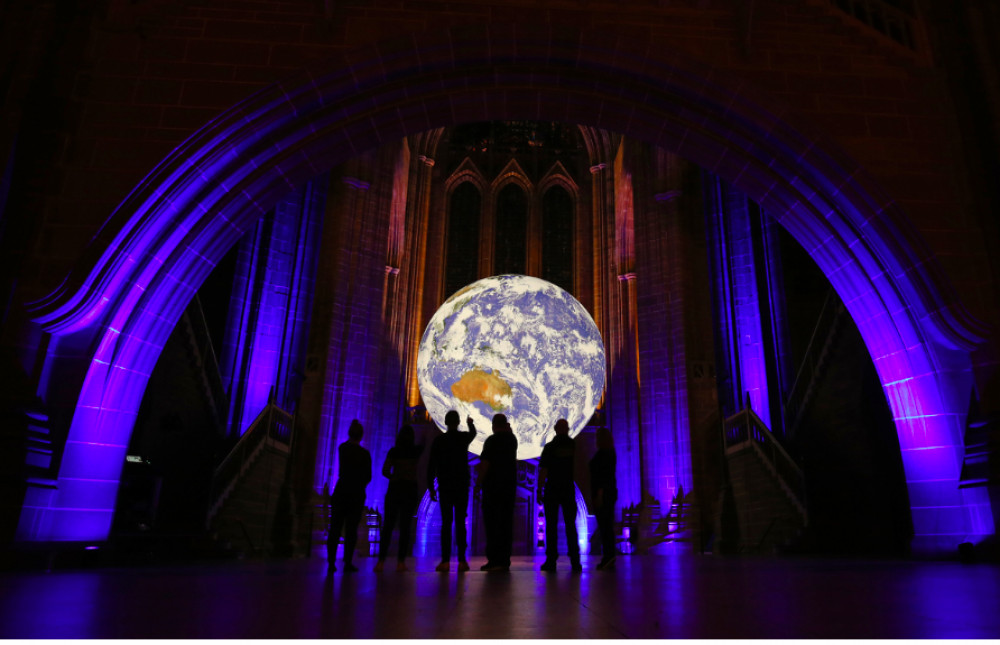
427, 410, 477, 572
590, 426, 618, 570
327, 419, 371, 572
476, 413, 519, 571
538, 418, 581, 572
375, 424, 424, 572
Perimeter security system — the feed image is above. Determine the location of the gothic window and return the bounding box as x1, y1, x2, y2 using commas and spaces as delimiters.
445, 182, 481, 297
494, 183, 527, 276
541, 185, 574, 293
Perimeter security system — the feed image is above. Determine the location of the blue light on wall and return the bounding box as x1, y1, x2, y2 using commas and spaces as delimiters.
219, 180, 325, 437
710, 178, 773, 429
20, 34, 990, 552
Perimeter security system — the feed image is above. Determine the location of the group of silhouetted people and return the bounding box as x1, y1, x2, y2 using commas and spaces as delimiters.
325, 412, 618, 573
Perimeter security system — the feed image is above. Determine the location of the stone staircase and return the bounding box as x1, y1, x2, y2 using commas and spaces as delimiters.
723, 404, 808, 554
206, 402, 296, 558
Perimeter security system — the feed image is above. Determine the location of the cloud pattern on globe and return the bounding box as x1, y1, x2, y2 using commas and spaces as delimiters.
417, 274, 606, 460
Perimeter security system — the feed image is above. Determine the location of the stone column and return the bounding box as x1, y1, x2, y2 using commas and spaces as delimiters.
633, 179, 687, 510
314, 170, 392, 492
402, 154, 436, 412
218, 178, 326, 437
760, 209, 794, 435
590, 162, 609, 343
703, 175, 774, 429
613, 268, 643, 507
598, 147, 643, 510
372, 141, 411, 444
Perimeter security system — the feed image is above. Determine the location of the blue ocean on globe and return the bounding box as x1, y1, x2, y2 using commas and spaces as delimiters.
417, 274, 606, 460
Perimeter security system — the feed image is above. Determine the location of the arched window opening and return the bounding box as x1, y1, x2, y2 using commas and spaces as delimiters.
445, 182, 481, 297
494, 183, 528, 275
541, 185, 574, 293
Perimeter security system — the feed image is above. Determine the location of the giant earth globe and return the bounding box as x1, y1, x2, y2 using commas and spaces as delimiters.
417, 274, 606, 460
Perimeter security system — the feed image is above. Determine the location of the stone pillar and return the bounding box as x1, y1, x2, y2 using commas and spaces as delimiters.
595, 145, 643, 510
631, 142, 704, 529
633, 178, 687, 512
372, 140, 411, 449
314, 168, 392, 493
703, 175, 774, 429
613, 269, 643, 508
218, 178, 326, 437
275, 181, 326, 414
590, 162, 609, 344
403, 154, 436, 411
760, 209, 795, 435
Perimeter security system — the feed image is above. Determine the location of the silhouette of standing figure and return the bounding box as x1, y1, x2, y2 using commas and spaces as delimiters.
327, 419, 371, 572
477, 413, 519, 571
590, 426, 618, 570
375, 424, 423, 572
427, 410, 477, 572
539, 418, 581, 572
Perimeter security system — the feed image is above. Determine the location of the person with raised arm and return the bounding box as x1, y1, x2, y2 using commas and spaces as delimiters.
426, 410, 477, 572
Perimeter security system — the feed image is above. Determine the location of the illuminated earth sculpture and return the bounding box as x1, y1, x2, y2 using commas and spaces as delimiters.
417, 274, 606, 460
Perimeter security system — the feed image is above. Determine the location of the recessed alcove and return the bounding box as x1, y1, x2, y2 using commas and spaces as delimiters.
118, 121, 909, 559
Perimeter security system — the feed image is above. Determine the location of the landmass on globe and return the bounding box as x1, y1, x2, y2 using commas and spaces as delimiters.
450, 368, 512, 412
416, 274, 606, 460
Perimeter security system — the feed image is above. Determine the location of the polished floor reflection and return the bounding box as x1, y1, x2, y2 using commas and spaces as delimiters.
1, 553, 998, 638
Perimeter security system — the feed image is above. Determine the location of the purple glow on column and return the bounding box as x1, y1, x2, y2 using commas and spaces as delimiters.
727, 192, 772, 428
219, 181, 324, 436
22, 43, 990, 551
18, 123, 307, 541
705, 176, 773, 428
312, 177, 392, 501
636, 183, 694, 510
793, 202, 982, 552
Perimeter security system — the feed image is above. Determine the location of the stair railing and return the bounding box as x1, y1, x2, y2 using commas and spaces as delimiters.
724, 402, 807, 519
783, 289, 846, 438
205, 396, 294, 526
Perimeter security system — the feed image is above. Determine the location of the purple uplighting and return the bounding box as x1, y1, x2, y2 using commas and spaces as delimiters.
219, 180, 324, 437
18, 28, 991, 555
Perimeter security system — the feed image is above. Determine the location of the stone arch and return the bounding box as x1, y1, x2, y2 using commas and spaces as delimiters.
442, 160, 490, 284
537, 164, 580, 198
490, 162, 533, 276
26, 23, 987, 551
490, 160, 535, 196
444, 163, 489, 196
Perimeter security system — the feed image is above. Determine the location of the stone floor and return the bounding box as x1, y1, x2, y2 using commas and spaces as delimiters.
1, 551, 998, 639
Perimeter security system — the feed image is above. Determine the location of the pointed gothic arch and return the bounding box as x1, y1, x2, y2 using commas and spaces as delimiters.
24, 23, 988, 553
